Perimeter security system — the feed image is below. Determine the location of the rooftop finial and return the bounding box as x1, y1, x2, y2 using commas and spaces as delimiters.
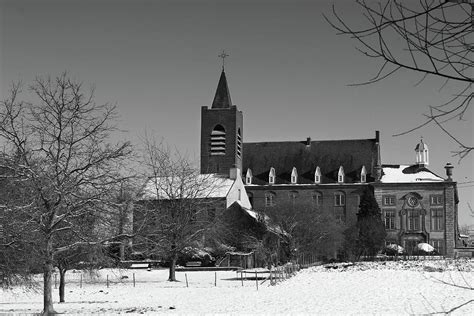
218, 50, 229, 71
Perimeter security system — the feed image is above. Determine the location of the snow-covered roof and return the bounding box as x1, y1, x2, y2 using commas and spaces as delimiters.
233, 201, 289, 236
141, 173, 235, 200
381, 165, 444, 183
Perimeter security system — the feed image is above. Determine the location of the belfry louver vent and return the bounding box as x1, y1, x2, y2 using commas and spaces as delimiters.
237, 129, 242, 158
210, 125, 226, 155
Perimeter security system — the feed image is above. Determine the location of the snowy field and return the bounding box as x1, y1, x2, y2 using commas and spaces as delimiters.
1, 259, 473, 315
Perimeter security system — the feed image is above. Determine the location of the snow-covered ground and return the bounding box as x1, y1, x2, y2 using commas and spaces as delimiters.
1, 260, 473, 315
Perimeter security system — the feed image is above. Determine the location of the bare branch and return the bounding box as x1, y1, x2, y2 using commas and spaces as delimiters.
326, 0, 473, 157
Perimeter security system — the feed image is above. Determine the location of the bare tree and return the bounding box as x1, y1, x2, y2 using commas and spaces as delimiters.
459, 224, 472, 235
266, 200, 345, 262
135, 138, 223, 281
0, 73, 132, 315
0, 154, 40, 288
326, 0, 473, 158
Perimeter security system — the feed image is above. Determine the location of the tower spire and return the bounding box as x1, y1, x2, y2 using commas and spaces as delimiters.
211, 51, 232, 109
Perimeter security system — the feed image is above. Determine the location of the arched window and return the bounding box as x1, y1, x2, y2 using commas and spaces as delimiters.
314, 166, 321, 184
338, 166, 345, 183
360, 165, 367, 183
334, 191, 345, 206
269, 167, 276, 184
291, 167, 298, 184
210, 125, 226, 155
312, 191, 322, 208
237, 128, 242, 158
334, 191, 346, 222
265, 191, 276, 207
245, 168, 253, 185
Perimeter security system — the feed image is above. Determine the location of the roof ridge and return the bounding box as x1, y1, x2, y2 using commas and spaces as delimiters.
243, 137, 377, 145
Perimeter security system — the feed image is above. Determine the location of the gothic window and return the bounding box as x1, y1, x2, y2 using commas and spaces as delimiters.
291, 167, 298, 184
334, 191, 345, 206
210, 125, 226, 155
384, 210, 395, 229
360, 165, 367, 183
265, 191, 276, 207
269, 167, 276, 184
314, 166, 321, 184
338, 166, 344, 183
431, 209, 444, 231
245, 168, 253, 185
237, 128, 242, 158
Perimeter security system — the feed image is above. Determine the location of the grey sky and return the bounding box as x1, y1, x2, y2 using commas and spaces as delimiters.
1, 0, 472, 224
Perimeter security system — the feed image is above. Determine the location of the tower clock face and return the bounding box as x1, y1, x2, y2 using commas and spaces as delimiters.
407, 196, 418, 207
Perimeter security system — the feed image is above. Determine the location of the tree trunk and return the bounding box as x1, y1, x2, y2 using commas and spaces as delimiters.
59, 268, 66, 303
119, 243, 125, 261
42, 239, 57, 315
168, 257, 177, 281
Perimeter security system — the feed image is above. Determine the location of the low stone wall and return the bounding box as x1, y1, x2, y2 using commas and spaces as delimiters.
454, 247, 474, 258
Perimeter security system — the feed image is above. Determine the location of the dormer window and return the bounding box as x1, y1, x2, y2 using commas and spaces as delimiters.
291, 167, 298, 184
338, 166, 344, 183
314, 166, 321, 184
245, 168, 253, 185
360, 165, 367, 183
269, 167, 276, 185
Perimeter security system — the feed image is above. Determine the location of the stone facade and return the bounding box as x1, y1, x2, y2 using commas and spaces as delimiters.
246, 184, 366, 227
373, 182, 457, 256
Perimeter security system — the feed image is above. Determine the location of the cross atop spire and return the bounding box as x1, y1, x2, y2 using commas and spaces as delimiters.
218, 50, 229, 70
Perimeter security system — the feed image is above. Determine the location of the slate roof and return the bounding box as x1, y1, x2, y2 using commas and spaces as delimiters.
242, 136, 379, 185
229, 201, 288, 236
211, 70, 232, 109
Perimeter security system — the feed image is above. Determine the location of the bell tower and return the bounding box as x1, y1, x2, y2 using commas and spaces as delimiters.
200, 68, 243, 175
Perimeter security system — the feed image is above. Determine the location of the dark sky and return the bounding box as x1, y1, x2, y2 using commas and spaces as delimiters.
1, 0, 472, 224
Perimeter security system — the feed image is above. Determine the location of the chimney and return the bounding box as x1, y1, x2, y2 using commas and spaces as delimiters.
445, 162, 453, 181
229, 167, 240, 180
374, 130, 382, 182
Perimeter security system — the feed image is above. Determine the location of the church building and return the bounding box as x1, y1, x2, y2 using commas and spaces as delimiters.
200, 69, 459, 257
